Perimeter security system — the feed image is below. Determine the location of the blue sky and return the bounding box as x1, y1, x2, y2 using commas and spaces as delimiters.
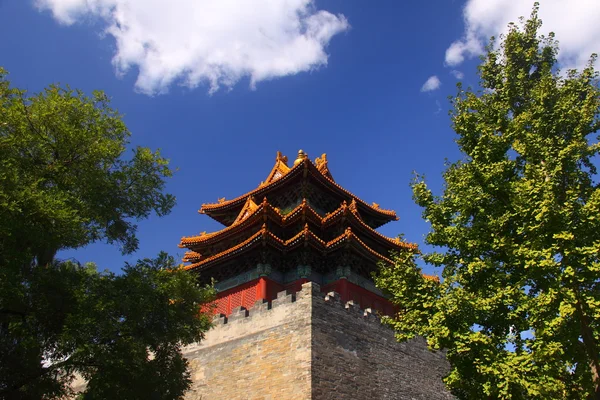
2, 0, 599, 277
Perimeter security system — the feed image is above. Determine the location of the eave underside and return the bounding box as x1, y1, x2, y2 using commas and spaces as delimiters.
188, 244, 388, 284
185, 223, 395, 278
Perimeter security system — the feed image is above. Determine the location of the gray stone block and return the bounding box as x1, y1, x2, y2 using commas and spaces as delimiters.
227, 306, 248, 321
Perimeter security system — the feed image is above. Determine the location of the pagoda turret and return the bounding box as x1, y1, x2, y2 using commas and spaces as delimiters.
179, 150, 417, 316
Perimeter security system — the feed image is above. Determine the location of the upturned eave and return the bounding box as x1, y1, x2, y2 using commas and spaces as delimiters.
184, 225, 394, 273
199, 155, 398, 228
180, 197, 415, 253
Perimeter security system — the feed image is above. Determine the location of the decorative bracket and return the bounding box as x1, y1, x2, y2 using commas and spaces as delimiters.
297, 265, 312, 279
335, 265, 351, 279
257, 263, 272, 277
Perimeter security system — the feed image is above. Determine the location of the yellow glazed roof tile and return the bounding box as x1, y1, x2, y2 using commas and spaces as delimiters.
181, 197, 415, 251
184, 223, 394, 272
199, 151, 398, 223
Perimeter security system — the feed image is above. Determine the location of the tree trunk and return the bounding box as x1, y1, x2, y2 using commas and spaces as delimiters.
36, 246, 57, 267
576, 299, 600, 399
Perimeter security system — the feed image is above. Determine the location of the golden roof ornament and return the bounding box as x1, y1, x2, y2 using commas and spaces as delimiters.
293, 149, 308, 166
315, 153, 328, 170
275, 151, 288, 166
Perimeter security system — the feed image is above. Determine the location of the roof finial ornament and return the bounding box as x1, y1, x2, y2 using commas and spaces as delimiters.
294, 149, 308, 166
349, 199, 357, 211
315, 153, 328, 170
276, 151, 288, 166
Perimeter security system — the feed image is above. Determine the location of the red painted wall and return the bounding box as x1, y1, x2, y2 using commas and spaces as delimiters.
212, 279, 259, 316
210, 277, 282, 316
209, 277, 395, 317
321, 279, 396, 317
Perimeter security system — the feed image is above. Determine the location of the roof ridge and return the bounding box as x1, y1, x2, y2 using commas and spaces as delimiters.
199, 151, 398, 226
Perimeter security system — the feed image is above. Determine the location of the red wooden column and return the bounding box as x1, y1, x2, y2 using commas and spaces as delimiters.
258, 277, 268, 301
338, 278, 349, 303
334, 266, 351, 303
257, 262, 272, 301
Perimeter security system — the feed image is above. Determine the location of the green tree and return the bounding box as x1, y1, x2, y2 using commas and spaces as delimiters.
0, 69, 214, 399
376, 6, 600, 399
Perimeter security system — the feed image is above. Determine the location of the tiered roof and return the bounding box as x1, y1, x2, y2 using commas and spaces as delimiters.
198, 150, 398, 228
179, 150, 416, 281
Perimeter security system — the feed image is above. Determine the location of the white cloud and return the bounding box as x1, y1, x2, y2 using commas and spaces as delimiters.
35, 0, 349, 95
450, 70, 464, 79
446, 0, 600, 70
421, 75, 441, 92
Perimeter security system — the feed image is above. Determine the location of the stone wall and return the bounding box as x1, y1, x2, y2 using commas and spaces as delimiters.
312, 291, 453, 400
182, 287, 313, 400
182, 282, 453, 400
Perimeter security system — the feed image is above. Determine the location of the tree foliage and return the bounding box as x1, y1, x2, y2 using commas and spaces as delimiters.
376, 6, 600, 399
0, 69, 214, 399
0, 69, 175, 264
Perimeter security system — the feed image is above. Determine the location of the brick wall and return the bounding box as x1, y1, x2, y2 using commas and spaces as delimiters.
183, 288, 313, 400
182, 282, 453, 400
312, 291, 453, 400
